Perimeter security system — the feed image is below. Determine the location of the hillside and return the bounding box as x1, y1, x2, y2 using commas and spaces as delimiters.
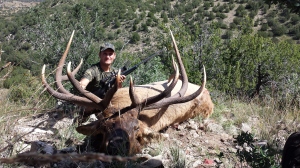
0, 0, 299, 77
1, 0, 300, 63
0, 0, 42, 16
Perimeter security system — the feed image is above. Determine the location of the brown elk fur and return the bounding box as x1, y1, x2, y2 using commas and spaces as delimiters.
106, 79, 213, 134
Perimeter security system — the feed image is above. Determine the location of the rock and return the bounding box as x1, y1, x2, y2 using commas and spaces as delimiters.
252, 140, 268, 148
241, 123, 251, 133
15, 126, 54, 141
177, 124, 185, 131
206, 123, 224, 133
161, 133, 169, 139
192, 159, 202, 168
187, 120, 198, 130
139, 155, 164, 168
189, 130, 200, 138
227, 125, 239, 135
203, 158, 214, 165
30, 141, 56, 154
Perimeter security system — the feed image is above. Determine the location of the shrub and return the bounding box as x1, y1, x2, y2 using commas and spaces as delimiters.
230, 22, 237, 29
260, 23, 268, 31
203, 2, 211, 10
114, 20, 121, 28
249, 11, 257, 19
272, 24, 287, 36
294, 32, 300, 40
279, 16, 287, 23
131, 32, 140, 44
223, 30, 233, 39
267, 11, 277, 18
290, 14, 300, 25
207, 12, 215, 21
3, 67, 53, 105
235, 5, 246, 17
234, 131, 280, 168
216, 12, 227, 19
257, 31, 269, 38
267, 18, 276, 27
229, 4, 235, 10
233, 17, 242, 25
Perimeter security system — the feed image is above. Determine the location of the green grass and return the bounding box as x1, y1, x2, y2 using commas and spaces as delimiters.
169, 147, 186, 168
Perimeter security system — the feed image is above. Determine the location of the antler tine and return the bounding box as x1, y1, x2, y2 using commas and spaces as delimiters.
100, 70, 122, 116
55, 30, 75, 94
42, 65, 99, 107
145, 66, 206, 110
169, 30, 188, 98
131, 56, 180, 109
129, 76, 139, 107
67, 62, 120, 112
61, 58, 83, 81
67, 62, 102, 104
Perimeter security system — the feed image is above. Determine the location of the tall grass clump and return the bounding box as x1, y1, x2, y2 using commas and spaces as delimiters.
169, 147, 186, 168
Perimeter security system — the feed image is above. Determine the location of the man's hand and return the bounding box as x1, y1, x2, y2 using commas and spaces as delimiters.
118, 75, 126, 88
120, 75, 126, 83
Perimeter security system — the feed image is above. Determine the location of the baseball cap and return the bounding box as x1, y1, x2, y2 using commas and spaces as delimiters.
100, 42, 115, 52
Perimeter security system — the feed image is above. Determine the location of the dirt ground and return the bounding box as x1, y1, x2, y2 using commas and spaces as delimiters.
0, 0, 40, 15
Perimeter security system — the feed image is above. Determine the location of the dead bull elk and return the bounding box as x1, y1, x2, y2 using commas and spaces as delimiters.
42, 30, 214, 155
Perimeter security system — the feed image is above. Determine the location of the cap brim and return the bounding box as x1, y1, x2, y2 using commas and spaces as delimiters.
101, 47, 115, 52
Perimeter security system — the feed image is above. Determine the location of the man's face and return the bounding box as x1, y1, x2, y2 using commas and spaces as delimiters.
99, 49, 116, 65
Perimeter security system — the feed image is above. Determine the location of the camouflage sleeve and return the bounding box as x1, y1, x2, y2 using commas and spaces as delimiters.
82, 68, 94, 81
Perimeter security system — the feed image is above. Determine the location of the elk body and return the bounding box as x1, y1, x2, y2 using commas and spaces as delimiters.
42, 30, 214, 155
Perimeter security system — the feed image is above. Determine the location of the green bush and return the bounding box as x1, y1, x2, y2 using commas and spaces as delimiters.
257, 30, 269, 38
267, 18, 276, 27
3, 67, 54, 106
272, 24, 287, 36
3, 66, 28, 89
291, 14, 300, 25
235, 131, 280, 168
130, 32, 140, 44
223, 30, 233, 39
260, 23, 269, 31
230, 22, 237, 29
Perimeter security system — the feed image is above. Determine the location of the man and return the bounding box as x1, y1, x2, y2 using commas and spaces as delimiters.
79, 42, 126, 98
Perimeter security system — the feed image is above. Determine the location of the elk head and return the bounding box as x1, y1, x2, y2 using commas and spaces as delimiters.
42, 30, 207, 155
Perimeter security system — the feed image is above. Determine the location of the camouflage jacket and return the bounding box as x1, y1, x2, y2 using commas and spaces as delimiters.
83, 62, 118, 93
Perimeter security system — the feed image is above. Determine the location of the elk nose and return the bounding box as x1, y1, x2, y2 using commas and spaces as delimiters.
106, 129, 130, 156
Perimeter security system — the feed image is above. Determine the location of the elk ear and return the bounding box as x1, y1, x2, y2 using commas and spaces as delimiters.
76, 121, 101, 136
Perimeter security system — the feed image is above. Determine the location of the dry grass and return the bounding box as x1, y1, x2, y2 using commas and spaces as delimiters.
211, 90, 299, 153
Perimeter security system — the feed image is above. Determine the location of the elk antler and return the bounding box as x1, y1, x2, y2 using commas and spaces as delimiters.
169, 30, 188, 98
67, 62, 121, 113
143, 30, 206, 110
41, 31, 119, 112
129, 55, 180, 109
61, 58, 83, 81
105, 55, 180, 120
107, 29, 206, 118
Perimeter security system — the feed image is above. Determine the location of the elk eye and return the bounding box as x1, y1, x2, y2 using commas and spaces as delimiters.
134, 126, 139, 130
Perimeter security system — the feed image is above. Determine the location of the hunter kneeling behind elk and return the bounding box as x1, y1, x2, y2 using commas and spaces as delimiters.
41, 30, 214, 155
